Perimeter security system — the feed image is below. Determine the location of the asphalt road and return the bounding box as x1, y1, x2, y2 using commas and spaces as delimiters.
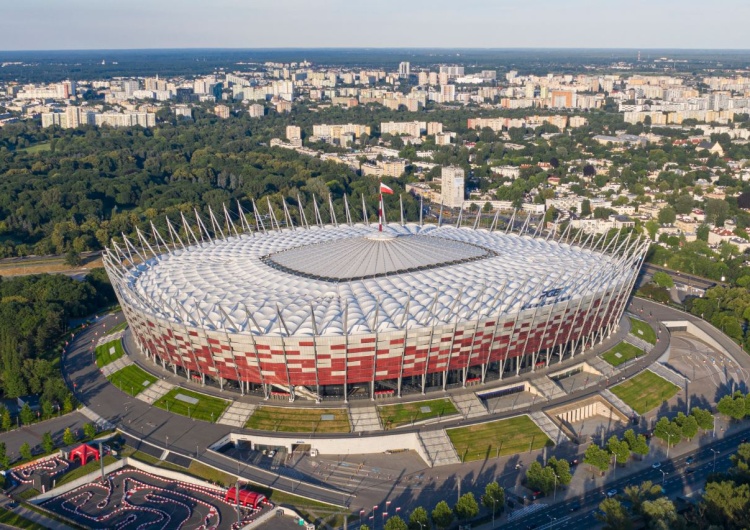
500, 427, 748, 530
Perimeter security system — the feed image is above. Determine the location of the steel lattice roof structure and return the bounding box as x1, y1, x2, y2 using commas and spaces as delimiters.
102, 199, 647, 399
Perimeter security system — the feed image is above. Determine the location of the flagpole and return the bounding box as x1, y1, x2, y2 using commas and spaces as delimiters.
378, 180, 383, 232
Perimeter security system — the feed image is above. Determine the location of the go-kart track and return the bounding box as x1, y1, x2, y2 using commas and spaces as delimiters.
40, 467, 270, 530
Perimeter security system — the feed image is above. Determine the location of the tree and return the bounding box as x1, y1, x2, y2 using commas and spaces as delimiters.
83, 423, 96, 440
19, 442, 32, 461
64, 250, 82, 267
696, 223, 710, 242
652, 271, 674, 288
680, 415, 699, 440
583, 165, 596, 177
702, 480, 750, 529
385, 516, 408, 530
623, 429, 650, 457
454, 493, 479, 521
431, 501, 453, 530
482, 481, 505, 515
584, 444, 611, 473
19, 403, 34, 425
0, 442, 8, 469
645, 219, 660, 240
597, 498, 632, 530
42, 431, 55, 454
0, 408, 10, 431
607, 436, 631, 466
653, 417, 682, 446
581, 199, 592, 217
408, 507, 429, 530
717, 394, 746, 420
623, 481, 663, 516
705, 198, 730, 227
63, 395, 74, 414
691, 407, 714, 431
641, 497, 681, 529
525, 461, 555, 495
63, 427, 76, 446
547, 457, 572, 486
657, 205, 677, 225
361, 525, 370, 530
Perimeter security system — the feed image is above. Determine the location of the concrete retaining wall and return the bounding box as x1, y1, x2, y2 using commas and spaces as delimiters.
663, 321, 730, 359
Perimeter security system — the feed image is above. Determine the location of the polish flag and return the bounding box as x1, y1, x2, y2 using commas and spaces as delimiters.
380, 183, 394, 195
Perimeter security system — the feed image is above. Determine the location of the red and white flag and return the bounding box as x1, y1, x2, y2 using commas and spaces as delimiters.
380, 182, 394, 195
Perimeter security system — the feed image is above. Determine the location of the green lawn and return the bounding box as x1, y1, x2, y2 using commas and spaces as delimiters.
107, 364, 158, 396
0, 506, 47, 530
611, 370, 680, 414
629, 317, 657, 344
447, 416, 553, 462
153, 388, 229, 423
95, 339, 124, 368
18, 142, 51, 154
245, 406, 351, 433
378, 398, 459, 429
105, 321, 128, 335
601, 342, 645, 367
56, 455, 118, 487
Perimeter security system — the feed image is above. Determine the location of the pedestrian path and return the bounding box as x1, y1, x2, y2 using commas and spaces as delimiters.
601, 388, 636, 418
136, 379, 175, 405
626, 335, 655, 353
349, 406, 382, 432
587, 356, 616, 377
217, 401, 256, 428
100, 355, 133, 377
79, 406, 115, 431
529, 411, 569, 445
418, 429, 460, 466
452, 393, 487, 419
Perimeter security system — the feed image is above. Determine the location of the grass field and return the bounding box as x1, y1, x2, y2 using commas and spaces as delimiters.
601, 342, 645, 367
0, 506, 47, 530
447, 416, 553, 462
107, 365, 158, 396
56, 455, 118, 487
378, 398, 459, 429
611, 370, 680, 414
153, 388, 229, 423
629, 317, 657, 344
18, 142, 51, 154
245, 406, 351, 433
105, 321, 128, 335
95, 339, 124, 368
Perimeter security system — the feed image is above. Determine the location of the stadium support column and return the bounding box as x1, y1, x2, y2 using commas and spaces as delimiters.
243, 304, 269, 399
442, 290, 464, 391
574, 287, 599, 355
561, 291, 587, 362
276, 306, 295, 401
421, 292, 440, 394
535, 302, 556, 369
217, 307, 244, 394
309, 305, 321, 402
371, 302, 380, 401
552, 295, 574, 366
482, 313, 504, 383
397, 300, 410, 399
520, 302, 542, 373
343, 303, 350, 403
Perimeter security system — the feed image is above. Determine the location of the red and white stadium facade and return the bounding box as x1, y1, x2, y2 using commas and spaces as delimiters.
103, 199, 647, 401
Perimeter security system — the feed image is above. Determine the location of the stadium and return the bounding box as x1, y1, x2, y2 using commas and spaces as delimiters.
103, 199, 647, 402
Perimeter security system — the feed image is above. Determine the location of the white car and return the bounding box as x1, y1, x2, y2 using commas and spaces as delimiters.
652, 462, 661, 469
606, 489, 618, 498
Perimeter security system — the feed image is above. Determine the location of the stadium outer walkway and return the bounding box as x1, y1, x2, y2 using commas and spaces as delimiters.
60, 297, 750, 510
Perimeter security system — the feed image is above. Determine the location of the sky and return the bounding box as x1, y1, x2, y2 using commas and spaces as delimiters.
1, 0, 749, 51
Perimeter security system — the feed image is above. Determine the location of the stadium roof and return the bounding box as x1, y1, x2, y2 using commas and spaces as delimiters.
120, 223, 633, 337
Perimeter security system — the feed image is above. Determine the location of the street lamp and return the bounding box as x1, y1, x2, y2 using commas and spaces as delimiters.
659, 469, 668, 484
666, 432, 674, 459
553, 472, 560, 502
711, 448, 719, 473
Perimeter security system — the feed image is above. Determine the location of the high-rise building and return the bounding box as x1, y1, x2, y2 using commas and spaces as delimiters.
441, 166, 465, 209
286, 125, 302, 146
248, 104, 265, 118
440, 84, 456, 102
398, 62, 410, 78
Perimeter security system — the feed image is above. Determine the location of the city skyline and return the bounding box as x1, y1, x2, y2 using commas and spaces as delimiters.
2, 0, 749, 51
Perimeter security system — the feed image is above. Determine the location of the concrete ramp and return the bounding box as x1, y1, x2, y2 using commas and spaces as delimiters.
100, 356, 133, 377
529, 411, 568, 445
601, 388, 636, 418
587, 356, 616, 377
217, 401, 256, 428
136, 379, 174, 405
349, 406, 382, 432
418, 430, 460, 466
529, 376, 567, 401
452, 394, 487, 419
650, 363, 689, 387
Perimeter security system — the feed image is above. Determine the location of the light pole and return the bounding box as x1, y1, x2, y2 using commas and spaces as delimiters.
553, 472, 560, 502
711, 448, 719, 473
666, 432, 674, 459
659, 469, 668, 485
165, 435, 169, 451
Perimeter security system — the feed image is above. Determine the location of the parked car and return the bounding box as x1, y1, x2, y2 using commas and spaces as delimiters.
267, 450, 276, 458
652, 462, 662, 469
606, 489, 618, 498
686, 456, 694, 464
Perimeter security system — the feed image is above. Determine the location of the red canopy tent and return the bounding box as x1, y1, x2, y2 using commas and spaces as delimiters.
224, 488, 266, 509
69, 444, 100, 465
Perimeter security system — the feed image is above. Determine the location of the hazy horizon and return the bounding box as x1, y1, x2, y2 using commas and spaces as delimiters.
2, 0, 749, 51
